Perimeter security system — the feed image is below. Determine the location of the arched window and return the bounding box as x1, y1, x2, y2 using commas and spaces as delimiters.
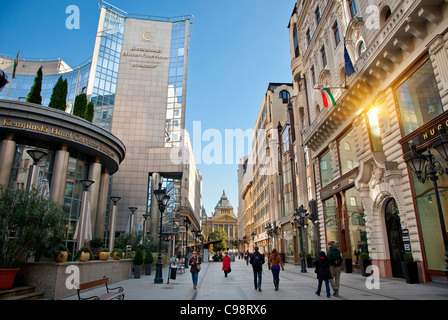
279, 90, 290, 103
357, 41, 366, 58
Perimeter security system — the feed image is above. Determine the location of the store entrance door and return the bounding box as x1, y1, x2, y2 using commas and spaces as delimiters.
385, 198, 404, 278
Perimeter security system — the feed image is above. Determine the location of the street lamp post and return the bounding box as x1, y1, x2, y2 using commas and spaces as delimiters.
108, 196, 121, 251
153, 183, 170, 284
265, 222, 273, 255
142, 213, 150, 245
76, 179, 94, 251
293, 205, 308, 273
26, 149, 47, 192
128, 207, 137, 233
184, 217, 191, 268
404, 128, 448, 279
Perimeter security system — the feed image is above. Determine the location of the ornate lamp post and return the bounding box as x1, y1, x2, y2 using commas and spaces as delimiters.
108, 196, 121, 251
184, 217, 191, 268
142, 212, 150, 245
404, 128, 448, 279
153, 183, 170, 284
293, 205, 308, 273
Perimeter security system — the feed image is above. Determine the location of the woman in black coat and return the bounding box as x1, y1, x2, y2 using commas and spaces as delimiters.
313, 251, 332, 298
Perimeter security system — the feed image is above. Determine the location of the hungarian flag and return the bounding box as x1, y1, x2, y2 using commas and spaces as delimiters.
319, 87, 336, 108
12, 50, 20, 79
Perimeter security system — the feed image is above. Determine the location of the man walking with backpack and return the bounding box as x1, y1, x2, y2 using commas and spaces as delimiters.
327, 241, 342, 296
250, 246, 265, 291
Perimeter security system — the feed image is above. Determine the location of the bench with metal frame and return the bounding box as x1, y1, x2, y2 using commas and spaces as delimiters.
77, 276, 125, 300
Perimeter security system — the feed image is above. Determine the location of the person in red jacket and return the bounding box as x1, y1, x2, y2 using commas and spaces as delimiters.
222, 252, 231, 277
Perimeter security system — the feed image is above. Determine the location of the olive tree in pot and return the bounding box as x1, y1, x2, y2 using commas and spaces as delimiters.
0, 187, 65, 290
133, 249, 144, 278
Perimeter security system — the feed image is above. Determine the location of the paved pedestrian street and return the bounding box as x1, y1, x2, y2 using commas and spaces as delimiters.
63, 258, 448, 301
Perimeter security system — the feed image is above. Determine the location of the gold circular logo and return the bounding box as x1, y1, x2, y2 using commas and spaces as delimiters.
142, 30, 153, 41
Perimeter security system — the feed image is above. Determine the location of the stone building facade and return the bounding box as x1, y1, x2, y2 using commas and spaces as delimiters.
288, 0, 448, 282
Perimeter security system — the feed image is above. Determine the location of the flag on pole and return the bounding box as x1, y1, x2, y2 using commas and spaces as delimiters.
12, 51, 20, 79
319, 87, 336, 108
344, 40, 355, 77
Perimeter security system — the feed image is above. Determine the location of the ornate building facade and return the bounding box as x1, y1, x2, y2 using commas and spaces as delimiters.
288, 0, 448, 282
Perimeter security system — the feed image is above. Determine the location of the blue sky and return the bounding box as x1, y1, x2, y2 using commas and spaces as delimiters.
1, 0, 295, 215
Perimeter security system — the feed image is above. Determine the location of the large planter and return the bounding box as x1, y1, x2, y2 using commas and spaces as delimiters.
401, 262, 419, 284
145, 263, 152, 275
79, 252, 90, 262
306, 257, 313, 268
99, 252, 110, 261
0, 268, 20, 290
359, 259, 371, 277
56, 251, 68, 263
134, 265, 142, 278
343, 258, 353, 273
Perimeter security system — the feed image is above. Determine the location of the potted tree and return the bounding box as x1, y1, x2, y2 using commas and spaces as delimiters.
359, 252, 371, 277
401, 253, 419, 284
343, 251, 353, 273
144, 251, 154, 275
133, 249, 144, 279
90, 237, 104, 260
305, 253, 313, 268
0, 187, 65, 290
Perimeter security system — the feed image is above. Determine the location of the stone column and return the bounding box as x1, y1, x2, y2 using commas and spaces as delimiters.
94, 167, 110, 240
88, 157, 102, 238
149, 172, 161, 236
0, 134, 16, 187
50, 144, 69, 205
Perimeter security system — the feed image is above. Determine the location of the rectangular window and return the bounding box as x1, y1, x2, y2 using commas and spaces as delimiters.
311, 65, 316, 86
333, 21, 341, 46
338, 129, 359, 175
394, 58, 443, 136
366, 108, 383, 152
315, 6, 321, 24
293, 27, 300, 58
349, 0, 358, 18
321, 45, 327, 68
306, 29, 312, 45
324, 197, 338, 246
320, 150, 333, 187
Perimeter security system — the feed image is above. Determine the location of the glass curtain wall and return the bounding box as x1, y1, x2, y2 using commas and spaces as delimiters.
91, 8, 125, 131
165, 21, 187, 147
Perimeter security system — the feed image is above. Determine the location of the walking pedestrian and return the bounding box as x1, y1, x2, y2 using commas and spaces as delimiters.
189, 251, 202, 290
313, 251, 331, 298
244, 250, 249, 265
327, 241, 342, 296
250, 246, 265, 291
222, 252, 231, 277
268, 248, 284, 291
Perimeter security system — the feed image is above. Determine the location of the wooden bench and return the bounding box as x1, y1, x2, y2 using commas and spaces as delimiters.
77, 276, 125, 300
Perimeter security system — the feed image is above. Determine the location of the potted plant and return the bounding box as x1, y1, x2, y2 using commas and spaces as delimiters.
401, 252, 419, 284
54, 244, 70, 263
75, 247, 92, 262
99, 248, 110, 260
90, 237, 103, 259
144, 251, 154, 275
343, 251, 353, 273
133, 249, 144, 278
111, 249, 123, 260
359, 252, 371, 277
0, 187, 65, 290
305, 253, 313, 268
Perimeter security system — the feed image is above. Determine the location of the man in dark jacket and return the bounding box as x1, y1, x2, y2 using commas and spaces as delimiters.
250, 246, 265, 291
327, 241, 342, 296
